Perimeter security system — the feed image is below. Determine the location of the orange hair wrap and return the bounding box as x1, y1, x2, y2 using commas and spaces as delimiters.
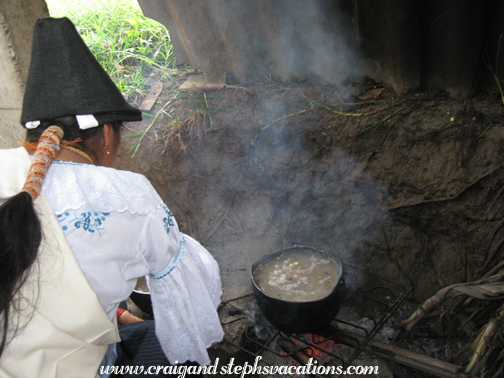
22, 126, 64, 200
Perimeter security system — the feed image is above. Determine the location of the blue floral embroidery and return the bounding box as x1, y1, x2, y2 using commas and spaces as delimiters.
162, 205, 174, 234
57, 211, 110, 236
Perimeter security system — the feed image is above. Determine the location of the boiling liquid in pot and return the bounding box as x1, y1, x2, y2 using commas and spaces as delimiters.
253, 250, 341, 302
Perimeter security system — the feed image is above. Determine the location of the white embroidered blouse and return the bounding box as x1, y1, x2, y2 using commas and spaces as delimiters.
42, 160, 224, 366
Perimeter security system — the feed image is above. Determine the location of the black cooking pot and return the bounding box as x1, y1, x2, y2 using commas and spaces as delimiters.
251, 246, 345, 334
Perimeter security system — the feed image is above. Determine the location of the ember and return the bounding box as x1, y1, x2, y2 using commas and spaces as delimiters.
292, 334, 341, 364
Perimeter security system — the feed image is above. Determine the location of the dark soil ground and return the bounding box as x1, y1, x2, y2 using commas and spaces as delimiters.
117, 76, 504, 304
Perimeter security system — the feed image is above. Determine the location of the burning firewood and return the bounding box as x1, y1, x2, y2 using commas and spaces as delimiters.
278, 336, 314, 366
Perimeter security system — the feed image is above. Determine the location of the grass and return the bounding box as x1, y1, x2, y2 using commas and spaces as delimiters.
45, 1, 225, 155
124, 98, 185, 157
481, 34, 504, 106
255, 44, 278, 82
178, 92, 229, 127
360, 106, 407, 133
45, 0, 177, 99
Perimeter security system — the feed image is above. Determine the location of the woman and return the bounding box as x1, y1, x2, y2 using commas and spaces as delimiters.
0, 17, 224, 377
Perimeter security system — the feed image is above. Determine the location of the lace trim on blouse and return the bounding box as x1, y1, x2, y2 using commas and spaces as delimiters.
150, 233, 185, 280
43, 161, 163, 215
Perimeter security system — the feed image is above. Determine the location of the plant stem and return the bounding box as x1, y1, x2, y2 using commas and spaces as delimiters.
128, 100, 173, 157
360, 106, 407, 133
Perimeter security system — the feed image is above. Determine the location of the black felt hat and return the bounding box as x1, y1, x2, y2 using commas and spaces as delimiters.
21, 17, 142, 129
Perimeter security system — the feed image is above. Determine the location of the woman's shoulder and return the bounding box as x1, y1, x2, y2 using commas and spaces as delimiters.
43, 161, 164, 215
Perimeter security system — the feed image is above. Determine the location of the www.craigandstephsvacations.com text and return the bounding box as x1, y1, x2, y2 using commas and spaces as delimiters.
100, 357, 380, 377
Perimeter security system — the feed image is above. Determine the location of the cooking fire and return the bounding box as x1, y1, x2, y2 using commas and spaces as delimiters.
212, 247, 465, 378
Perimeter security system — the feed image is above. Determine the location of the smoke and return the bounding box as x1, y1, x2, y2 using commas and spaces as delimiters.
189, 0, 362, 85
261, 0, 361, 85
244, 126, 390, 264
139, 0, 384, 287
199, 109, 390, 288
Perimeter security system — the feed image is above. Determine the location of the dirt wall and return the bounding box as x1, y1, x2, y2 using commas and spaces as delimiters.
117, 80, 504, 301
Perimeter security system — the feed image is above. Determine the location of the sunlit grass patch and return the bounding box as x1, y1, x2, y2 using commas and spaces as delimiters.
45, 0, 176, 99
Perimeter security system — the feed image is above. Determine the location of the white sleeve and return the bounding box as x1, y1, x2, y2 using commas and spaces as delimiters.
139, 206, 224, 366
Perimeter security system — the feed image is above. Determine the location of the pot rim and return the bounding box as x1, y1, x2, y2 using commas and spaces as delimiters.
251, 245, 344, 304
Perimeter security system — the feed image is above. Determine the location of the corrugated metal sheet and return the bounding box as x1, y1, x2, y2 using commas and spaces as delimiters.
139, 0, 504, 98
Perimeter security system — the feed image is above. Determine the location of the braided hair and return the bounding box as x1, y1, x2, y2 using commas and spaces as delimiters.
0, 118, 122, 356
